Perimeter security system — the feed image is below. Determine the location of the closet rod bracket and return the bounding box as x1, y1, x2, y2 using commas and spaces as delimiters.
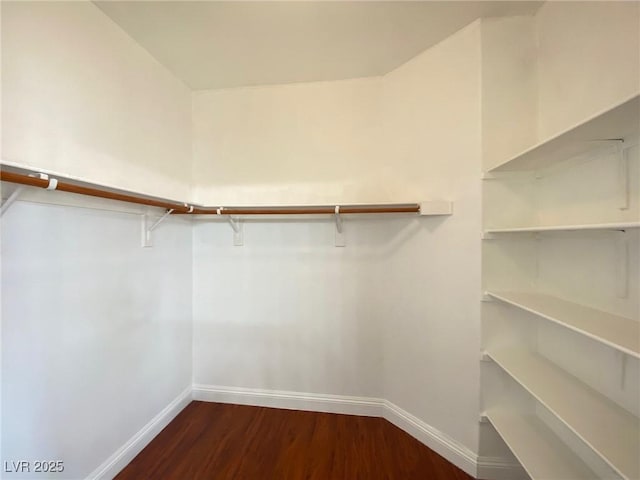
217, 208, 243, 246
1, 185, 25, 216
335, 205, 345, 247
142, 208, 175, 247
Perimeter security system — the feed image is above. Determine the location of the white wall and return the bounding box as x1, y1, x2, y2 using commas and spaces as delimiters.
191, 20, 483, 459
1, 199, 192, 479
192, 218, 388, 397
1, 2, 194, 478
380, 21, 482, 453
480, 16, 538, 171
5, 2, 638, 478
1, 1, 192, 201
535, 1, 640, 140
192, 78, 383, 206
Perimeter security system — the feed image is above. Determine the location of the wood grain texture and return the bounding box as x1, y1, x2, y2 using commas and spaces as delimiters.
116, 402, 475, 480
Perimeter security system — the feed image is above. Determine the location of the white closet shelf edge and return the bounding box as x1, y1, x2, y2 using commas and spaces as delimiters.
485, 93, 640, 173
485, 291, 640, 359
484, 222, 640, 234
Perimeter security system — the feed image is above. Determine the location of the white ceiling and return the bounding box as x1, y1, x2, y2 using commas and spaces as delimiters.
95, 1, 542, 90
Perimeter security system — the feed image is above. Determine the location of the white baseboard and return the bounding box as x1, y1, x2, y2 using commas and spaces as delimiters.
382, 399, 478, 477
192, 384, 384, 417
86, 386, 192, 480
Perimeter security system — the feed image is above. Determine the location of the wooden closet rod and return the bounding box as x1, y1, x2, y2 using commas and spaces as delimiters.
0, 169, 421, 215
0, 170, 195, 213
187, 205, 420, 215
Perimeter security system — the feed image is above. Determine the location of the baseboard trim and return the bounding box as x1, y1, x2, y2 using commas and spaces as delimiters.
192, 384, 384, 417
382, 400, 478, 477
86, 386, 192, 480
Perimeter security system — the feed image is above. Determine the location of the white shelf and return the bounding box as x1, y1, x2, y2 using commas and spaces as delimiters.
486, 409, 598, 480
486, 291, 640, 359
484, 222, 640, 235
486, 348, 640, 480
487, 94, 640, 173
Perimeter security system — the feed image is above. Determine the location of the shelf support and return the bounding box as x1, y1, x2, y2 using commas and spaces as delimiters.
617, 141, 630, 211
1, 185, 25, 216
142, 209, 174, 247
335, 205, 345, 247
615, 230, 628, 299
619, 352, 628, 390
217, 207, 243, 246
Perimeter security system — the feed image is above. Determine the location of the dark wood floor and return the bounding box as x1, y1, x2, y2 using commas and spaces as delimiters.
116, 401, 474, 480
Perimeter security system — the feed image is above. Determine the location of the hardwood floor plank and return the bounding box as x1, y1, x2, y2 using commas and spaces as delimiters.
115, 402, 475, 480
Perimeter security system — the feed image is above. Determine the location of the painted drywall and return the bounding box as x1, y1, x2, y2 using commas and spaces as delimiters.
1, 199, 192, 479
1, 2, 193, 477
192, 78, 383, 206
1, 1, 192, 201
535, 1, 640, 140
4, 2, 638, 479
95, 1, 542, 90
379, 21, 482, 454
480, 16, 538, 171
192, 19, 483, 459
192, 218, 388, 398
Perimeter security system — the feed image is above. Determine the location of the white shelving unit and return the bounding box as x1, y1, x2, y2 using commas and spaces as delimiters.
485, 291, 640, 359
487, 95, 639, 173
484, 222, 640, 235
485, 410, 598, 480
486, 348, 639, 480
481, 93, 640, 479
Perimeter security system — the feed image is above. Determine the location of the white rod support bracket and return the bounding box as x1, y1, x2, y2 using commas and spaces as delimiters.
31, 173, 58, 190
335, 205, 345, 247
618, 141, 630, 210
615, 230, 629, 298
142, 215, 152, 248
227, 215, 239, 233
216, 207, 243, 246
228, 216, 243, 246
1, 186, 25, 216
149, 209, 174, 233
141, 209, 174, 248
